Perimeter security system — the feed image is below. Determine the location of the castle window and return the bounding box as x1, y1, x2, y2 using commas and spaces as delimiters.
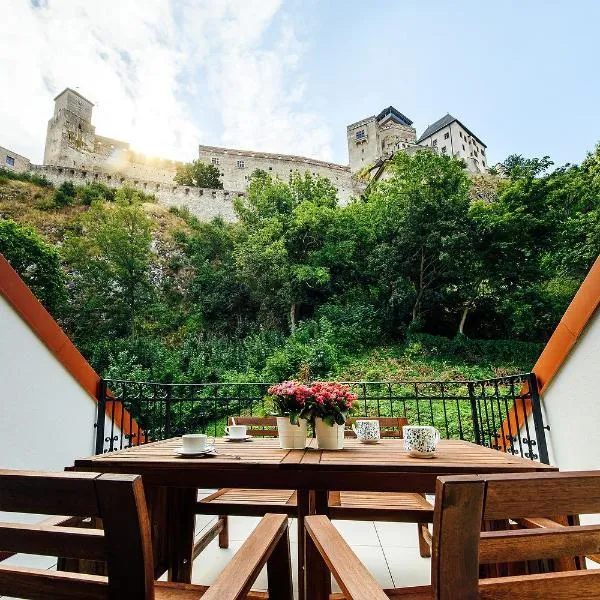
355, 129, 366, 141
432, 139, 438, 147
441, 146, 447, 154
462, 144, 465, 151
269, 167, 272, 170
237, 159, 245, 168
444, 132, 449, 139
459, 131, 463, 139
211, 157, 220, 166
481, 149, 485, 156
5, 156, 15, 167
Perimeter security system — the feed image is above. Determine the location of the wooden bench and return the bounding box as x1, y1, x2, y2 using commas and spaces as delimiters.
304, 470, 600, 599
196, 416, 433, 557
0, 469, 292, 600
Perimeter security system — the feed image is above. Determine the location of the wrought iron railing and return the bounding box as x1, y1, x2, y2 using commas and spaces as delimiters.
94, 373, 549, 464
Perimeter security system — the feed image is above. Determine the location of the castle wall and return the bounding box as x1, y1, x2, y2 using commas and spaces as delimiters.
32, 165, 238, 222
198, 145, 354, 204
0, 146, 31, 173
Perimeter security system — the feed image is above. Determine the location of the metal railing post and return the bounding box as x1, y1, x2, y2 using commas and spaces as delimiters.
467, 382, 482, 446
164, 385, 172, 439
95, 379, 107, 455
528, 373, 550, 465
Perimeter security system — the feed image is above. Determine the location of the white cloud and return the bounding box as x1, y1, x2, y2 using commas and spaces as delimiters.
0, 0, 334, 165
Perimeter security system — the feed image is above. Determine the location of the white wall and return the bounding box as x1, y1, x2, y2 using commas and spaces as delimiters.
540, 309, 600, 471
0, 295, 98, 472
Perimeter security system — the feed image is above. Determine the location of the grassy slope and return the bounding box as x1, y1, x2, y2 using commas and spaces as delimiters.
0, 178, 192, 247
333, 337, 543, 382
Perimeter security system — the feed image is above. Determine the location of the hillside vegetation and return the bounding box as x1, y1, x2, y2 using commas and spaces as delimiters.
0, 146, 597, 384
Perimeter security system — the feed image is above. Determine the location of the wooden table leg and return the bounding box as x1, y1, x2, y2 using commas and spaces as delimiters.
297, 489, 310, 600
304, 489, 331, 600
167, 487, 197, 583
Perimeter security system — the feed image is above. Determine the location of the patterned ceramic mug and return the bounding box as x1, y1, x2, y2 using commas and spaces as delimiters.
402, 425, 440, 457
352, 419, 381, 444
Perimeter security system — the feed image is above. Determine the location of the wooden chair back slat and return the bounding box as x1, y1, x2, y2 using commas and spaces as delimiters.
0, 470, 100, 516
344, 417, 409, 439
479, 525, 600, 564
0, 470, 155, 600
228, 417, 279, 437
0, 523, 105, 560
478, 570, 600, 599
433, 471, 600, 599
482, 472, 600, 520
0, 566, 108, 600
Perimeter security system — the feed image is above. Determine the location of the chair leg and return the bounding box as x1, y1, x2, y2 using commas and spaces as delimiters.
418, 522, 431, 558
218, 515, 229, 549
266, 524, 293, 600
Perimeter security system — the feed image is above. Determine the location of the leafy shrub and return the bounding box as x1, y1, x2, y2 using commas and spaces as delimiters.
263, 318, 342, 381
78, 182, 115, 205
53, 181, 77, 207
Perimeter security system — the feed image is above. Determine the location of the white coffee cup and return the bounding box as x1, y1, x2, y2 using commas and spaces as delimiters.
225, 425, 247, 439
402, 425, 440, 456
182, 434, 212, 453
352, 419, 380, 443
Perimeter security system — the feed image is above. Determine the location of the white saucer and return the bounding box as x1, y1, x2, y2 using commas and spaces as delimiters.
224, 435, 253, 442
174, 445, 216, 457
359, 439, 380, 444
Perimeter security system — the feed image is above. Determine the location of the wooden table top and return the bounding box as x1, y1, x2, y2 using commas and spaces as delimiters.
72, 438, 555, 492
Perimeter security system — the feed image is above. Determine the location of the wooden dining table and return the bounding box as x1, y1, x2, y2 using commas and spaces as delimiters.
70, 437, 557, 600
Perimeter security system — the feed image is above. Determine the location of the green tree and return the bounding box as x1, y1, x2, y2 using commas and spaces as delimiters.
0, 219, 67, 315
365, 150, 473, 332
62, 198, 154, 341
174, 160, 223, 189
233, 171, 339, 329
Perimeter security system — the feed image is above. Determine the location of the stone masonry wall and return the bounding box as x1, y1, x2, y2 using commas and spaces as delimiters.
0, 146, 31, 173
198, 145, 354, 205
32, 165, 238, 222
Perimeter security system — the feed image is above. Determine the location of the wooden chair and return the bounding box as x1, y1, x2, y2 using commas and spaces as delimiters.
0, 469, 292, 600
197, 416, 433, 556
304, 471, 600, 599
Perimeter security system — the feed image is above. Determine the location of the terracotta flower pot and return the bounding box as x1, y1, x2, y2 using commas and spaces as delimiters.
315, 417, 345, 450
276, 417, 308, 449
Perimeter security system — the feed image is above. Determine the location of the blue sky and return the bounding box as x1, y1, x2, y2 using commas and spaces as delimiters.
1, 0, 598, 167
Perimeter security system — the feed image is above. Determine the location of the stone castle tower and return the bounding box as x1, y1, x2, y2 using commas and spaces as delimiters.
346, 106, 420, 174
43, 88, 97, 168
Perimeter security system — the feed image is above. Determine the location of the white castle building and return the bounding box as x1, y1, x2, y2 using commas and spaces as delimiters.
2, 88, 488, 220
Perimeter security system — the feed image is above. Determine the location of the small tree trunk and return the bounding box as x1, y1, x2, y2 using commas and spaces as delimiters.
290, 303, 297, 332
458, 305, 469, 335
412, 248, 425, 322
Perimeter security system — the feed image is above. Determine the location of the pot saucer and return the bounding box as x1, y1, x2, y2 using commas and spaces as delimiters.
224, 435, 253, 442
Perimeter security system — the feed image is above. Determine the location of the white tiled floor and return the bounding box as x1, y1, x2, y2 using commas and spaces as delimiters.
191, 513, 431, 595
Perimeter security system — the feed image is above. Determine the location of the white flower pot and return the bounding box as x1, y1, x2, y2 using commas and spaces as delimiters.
315, 417, 345, 450
276, 417, 308, 449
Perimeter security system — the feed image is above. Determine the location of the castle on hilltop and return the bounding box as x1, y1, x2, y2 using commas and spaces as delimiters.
1, 88, 488, 220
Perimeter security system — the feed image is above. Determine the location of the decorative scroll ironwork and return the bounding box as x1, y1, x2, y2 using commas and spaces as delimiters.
94, 374, 549, 464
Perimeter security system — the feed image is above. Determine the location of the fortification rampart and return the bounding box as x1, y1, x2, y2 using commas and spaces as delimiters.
32, 165, 238, 222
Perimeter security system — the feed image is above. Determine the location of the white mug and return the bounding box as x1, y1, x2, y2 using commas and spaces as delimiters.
226, 425, 247, 439
403, 425, 440, 456
182, 434, 212, 453
352, 419, 381, 443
